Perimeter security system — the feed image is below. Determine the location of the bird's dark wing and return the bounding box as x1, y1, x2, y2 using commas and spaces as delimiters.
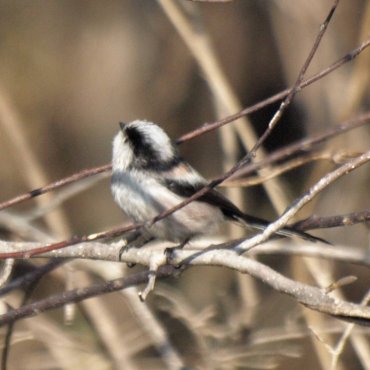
161, 177, 329, 244
162, 178, 275, 229
161, 177, 244, 218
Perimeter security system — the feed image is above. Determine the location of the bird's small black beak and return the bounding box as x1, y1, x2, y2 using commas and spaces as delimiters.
119, 122, 126, 131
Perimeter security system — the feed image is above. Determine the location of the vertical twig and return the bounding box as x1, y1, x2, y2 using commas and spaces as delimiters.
330, 289, 370, 370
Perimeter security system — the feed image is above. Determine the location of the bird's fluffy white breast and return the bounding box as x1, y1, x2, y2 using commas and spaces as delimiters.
111, 170, 160, 222
111, 169, 224, 241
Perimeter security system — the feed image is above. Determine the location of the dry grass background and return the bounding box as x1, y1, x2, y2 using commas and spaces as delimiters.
0, 1, 369, 369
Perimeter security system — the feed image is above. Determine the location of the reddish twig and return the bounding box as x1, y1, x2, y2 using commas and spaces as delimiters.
0, 222, 142, 259
0, 164, 111, 212
293, 210, 370, 230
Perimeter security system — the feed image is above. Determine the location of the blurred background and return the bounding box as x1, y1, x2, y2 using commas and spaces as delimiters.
0, 1, 369, 369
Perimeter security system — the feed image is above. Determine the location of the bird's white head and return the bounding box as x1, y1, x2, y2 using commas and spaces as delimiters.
112, 120, 178, 171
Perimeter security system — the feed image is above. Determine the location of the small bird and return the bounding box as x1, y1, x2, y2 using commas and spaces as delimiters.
111, 120, 321, 247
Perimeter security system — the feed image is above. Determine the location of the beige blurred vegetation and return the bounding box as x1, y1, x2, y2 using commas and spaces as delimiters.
0, 1, 369, 369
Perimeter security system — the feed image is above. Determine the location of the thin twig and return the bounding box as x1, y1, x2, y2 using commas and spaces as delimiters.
0, 164, 111, 212
293, 210, 370, 230
235, 150, 370, 253
330, 289, 370, 370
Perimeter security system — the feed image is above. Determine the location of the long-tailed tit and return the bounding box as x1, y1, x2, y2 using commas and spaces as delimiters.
111, 120, 322, 246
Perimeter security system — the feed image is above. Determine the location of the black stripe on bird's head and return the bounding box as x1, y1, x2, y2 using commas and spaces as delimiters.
121, 120, 182, 171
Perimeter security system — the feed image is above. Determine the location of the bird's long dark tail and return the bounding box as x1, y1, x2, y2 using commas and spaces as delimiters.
236, 213, 329, 244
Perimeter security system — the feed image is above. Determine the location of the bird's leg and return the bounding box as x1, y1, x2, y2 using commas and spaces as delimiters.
118, 231, 154, 263
164, 237, 190, 267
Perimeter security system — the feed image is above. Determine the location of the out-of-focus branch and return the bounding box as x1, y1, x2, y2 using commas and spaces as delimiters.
330, 289, 370, 370
0, 266, 176, 326
0, 259, 14, 288
0, 89, 70, 238
0, 259, 68, 297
